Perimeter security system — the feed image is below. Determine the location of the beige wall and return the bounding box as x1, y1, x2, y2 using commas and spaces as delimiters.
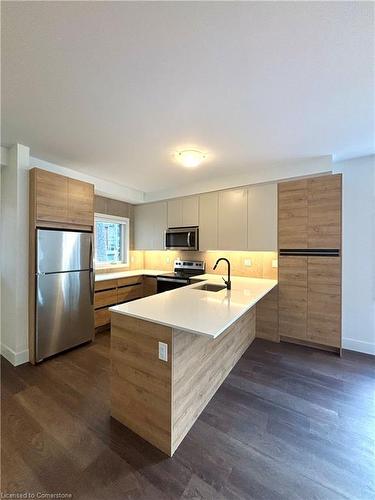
144, 250, 278, 280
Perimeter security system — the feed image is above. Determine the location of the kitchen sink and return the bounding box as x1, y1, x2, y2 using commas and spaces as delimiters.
194, 283, 226, 292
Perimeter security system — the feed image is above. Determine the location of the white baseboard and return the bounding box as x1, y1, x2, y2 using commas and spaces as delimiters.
343, 338, 375, 356
1, 343, 29, 366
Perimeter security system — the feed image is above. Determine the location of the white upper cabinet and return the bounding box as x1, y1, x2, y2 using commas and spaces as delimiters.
218, 189, 247, 250
182, 196, 199, 226
167, 196, 199, 228
134, 201, 167, 250
167, 199, 183, 228
247, 184, 277, 251
199, 192, 218, 251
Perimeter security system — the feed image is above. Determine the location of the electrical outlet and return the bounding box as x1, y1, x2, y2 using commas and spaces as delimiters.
158, 342, 168, 362
166, 256, 171, 264
272, 259, 278, 268
131, 255, 135, 263
244, 259, 252, 267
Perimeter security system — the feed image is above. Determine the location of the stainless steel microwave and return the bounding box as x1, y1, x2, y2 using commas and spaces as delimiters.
165, 227, 199, 251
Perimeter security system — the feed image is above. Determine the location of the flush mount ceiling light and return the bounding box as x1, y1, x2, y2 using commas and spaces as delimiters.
176, 149, 207, 168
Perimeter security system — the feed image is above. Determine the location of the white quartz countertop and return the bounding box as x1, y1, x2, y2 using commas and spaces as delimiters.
110, 275, 277, 338
95, 269, 165, 282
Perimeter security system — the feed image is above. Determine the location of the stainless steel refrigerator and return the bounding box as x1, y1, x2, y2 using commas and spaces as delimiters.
35, 229, 94, 362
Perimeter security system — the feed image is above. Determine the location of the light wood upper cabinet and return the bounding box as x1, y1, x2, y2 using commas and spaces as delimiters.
247, 184, 277, 251
31, 168, 94, 227
199, 192, 218, 250
278, 174, 341, 250
218, 189, 247, 250
134, 201, 167, 250
68, 178, 94, 226
278, 179, 308, 249
167, 196, 199, 227
34, 168, 69, 223
308, 174, 341, 249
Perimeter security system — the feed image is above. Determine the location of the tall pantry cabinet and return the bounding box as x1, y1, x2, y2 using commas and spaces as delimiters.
278, 174, 342, 351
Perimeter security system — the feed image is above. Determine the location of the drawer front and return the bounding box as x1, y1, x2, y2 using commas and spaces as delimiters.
95, 308, 111, 328
117, 275, 143, 287
95, 279, 118, 291
117, 284, 142, 303
94, 289, 117, 309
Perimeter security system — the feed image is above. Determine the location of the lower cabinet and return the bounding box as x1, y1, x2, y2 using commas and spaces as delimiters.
278, 256, 341, 349
143, 276, 157, 296
307, 257, 341, 348
117, 284, 143, 303
95, 308, 111, 328
278, 257, 308, 341
94, 275, 157, 329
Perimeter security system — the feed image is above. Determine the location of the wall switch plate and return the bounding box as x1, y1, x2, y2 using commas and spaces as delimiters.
272, 259, 278, 268
131, 255, 135, 263
244, 259, 252, 267
158, 342, 168, 362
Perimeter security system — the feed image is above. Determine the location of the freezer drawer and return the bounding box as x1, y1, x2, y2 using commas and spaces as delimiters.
37, 229, 93, 273
36, 270, 94, 362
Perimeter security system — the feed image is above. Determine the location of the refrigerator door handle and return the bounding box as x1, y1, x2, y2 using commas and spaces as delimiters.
89, 270, 94, 306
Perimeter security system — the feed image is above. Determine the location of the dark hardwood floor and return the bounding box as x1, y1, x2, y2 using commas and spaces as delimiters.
1, 333, 374, 499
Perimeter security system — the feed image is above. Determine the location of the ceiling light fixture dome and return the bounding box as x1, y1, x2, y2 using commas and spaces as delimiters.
176, 149, 207, 168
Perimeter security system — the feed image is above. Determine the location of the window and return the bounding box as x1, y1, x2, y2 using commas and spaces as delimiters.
94, 214, 129, 267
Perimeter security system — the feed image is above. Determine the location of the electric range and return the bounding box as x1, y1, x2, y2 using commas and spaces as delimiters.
156, 260, 205, 293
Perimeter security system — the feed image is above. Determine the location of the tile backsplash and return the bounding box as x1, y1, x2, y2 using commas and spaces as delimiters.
143, 251, 278, 279
95, 250, 278, 279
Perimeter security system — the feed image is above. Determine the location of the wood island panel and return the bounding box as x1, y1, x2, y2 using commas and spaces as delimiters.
110, 305, 256, 456
256, 286, 279, 342
111, 313, 173, 455
172, 306, 256, 453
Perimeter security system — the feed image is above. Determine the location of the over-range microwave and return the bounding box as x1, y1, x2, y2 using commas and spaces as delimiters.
165, 227, 199, 251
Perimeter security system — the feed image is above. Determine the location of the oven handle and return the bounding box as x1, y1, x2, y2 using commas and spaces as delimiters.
157, 277, 189, 284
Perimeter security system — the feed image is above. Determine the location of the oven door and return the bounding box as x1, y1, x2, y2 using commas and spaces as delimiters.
165, 227, 198, 250
157, 277, 189, 293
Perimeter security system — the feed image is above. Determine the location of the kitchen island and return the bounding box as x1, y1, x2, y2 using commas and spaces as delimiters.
110, 275, 277, 456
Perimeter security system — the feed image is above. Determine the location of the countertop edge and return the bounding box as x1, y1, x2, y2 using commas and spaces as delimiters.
110, 280, 277, 338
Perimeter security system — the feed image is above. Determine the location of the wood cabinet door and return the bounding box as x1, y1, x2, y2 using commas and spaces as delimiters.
35, 168, 68, 223
182, 196, 199, 227
248, 183, 277, 251
278, 256, 308, 340
68, 178, 94, 226
199, 192, 218, 251
94, 288, 118, 309
143, 276, 157, 297
117, 284, 143, 303
95, 308, 111, 328
278, 179, 308, 249
218, 189, 247, 250
307, 257, 341, 347
308, 174, 341, 249
167, 199, 183, 228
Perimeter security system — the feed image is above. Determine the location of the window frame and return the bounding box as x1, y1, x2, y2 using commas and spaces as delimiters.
94, 213, 130, 269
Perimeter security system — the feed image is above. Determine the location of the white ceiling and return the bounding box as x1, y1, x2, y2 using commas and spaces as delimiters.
2, 1, 374, 195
